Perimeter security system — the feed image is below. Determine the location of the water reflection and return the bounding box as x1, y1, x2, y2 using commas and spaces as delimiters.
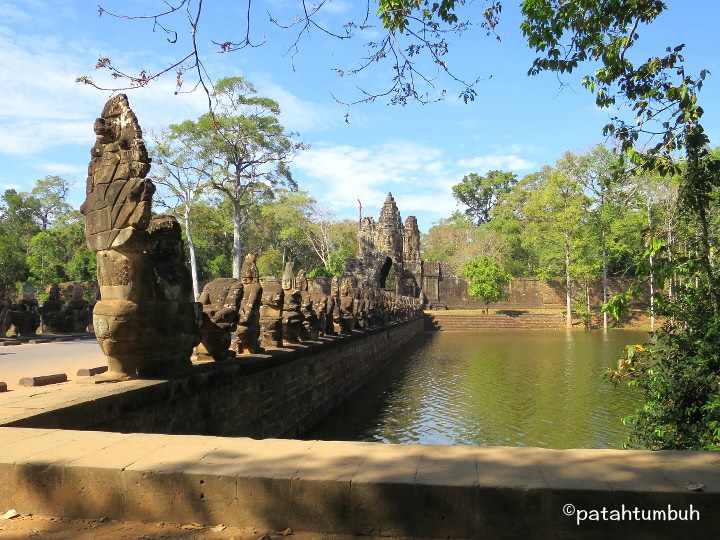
305, 330, 649, 449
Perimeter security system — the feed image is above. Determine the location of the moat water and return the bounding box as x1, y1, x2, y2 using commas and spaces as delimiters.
306, 329, 650, 449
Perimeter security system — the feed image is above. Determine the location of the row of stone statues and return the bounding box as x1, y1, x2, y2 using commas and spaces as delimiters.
195, 257, 424, 362
40, 284, 93, 334
0, 284, 93, 337
79, 94, 423, 378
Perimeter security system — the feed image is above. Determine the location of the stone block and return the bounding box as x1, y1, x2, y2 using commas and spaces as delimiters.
19, 373, 68, 387
77, 366, 109, 376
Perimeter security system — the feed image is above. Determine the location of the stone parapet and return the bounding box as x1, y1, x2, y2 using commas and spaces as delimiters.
0, 427, 717, 538
0, 317, 425, 439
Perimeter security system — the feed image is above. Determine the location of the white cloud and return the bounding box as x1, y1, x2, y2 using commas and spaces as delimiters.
0, 14, 342, 157
457, 154, 535, 172
254, 79, 344, 133
293, 141, 462, 228
33, 162, 83, 174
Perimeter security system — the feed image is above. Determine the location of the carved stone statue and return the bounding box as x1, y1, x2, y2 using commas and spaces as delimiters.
324, 277, 338, 335
6, 299, 40, 337
235, 253, 263, 354
330, 276, 342, 334
309, 279, 329, 338
197, 278, 242, 361
81, 95, 201, 377
146, 216, 203, 372
281, 262, 303, 343
41, 284, 92, 333
40, 284, 66, 333
354, 285, 368, 330
0, 286, 10, 337
64, 285, 92, 332
296, 269, 320, 340
338, 276, 356, 334
259, 278, 284, 349
362, 286, 377, 329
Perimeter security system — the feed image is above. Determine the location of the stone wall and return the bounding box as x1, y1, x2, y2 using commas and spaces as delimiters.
422, 264, 638, 310
5, 318, 425, 439
425, 312, 565, 331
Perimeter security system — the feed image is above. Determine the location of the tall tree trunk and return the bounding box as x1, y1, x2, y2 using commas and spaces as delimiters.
183, 205, 200, 299
232, 203, 243, 279
696, 202, 720, 312
602, 237, 609, 330
565, 230, 572, 329
647, 201, 656, 332
585, 280, 591, 331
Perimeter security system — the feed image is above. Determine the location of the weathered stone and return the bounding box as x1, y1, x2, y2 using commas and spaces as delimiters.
82, 95, 201, 378
329, 276, 342, 334
235, 254, 262, 354
309, 279, 329, 337
337, 276, 356, 334
259, 278, 284, 349
346, 193, 421, 298
145, 216, 203, 373
63, 285, 92, 332
296, 269, 321, 340
5, 299, 40, 337
197, 278, 242, 362
80, 95, 154, 253
40, 284, 91, 334
281, 262, 303, 343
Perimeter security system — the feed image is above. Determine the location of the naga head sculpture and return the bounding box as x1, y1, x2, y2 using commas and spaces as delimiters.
81, 94, 155, 252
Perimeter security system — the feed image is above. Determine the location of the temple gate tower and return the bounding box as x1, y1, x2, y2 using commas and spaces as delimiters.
347, 193, 422, 297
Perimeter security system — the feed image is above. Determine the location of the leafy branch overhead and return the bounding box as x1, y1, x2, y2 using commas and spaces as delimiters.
81, 0, 706, 165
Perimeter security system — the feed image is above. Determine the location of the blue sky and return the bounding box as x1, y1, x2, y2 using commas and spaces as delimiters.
1, 0, 719, 231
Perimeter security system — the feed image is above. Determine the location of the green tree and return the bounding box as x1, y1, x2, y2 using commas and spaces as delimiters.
171, 76, 307, 278
522, 167, 591, 327
463, 257, 512, 314
0, 189, 42, 242
557, 146, 618, 328
0, 235, 29, 287
30, 175, 73, 230
422, 214, 507, 276
150, 128, 209, 298
452, 170, 517, 225
186, 199, 233, 283
256, 247, 284, 278
26, 212, 95, 293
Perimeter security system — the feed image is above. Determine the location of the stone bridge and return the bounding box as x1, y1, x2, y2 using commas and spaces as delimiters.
0, 95, 717, 538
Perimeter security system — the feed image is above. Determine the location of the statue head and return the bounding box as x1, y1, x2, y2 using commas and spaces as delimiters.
241, 253, 259, 285
330, 276, 339, 295
47, 284, 60, 300
149, 216, 184, 264
296, 269, 308, 291
339, 276, 351, 296
281, 261, 295, 291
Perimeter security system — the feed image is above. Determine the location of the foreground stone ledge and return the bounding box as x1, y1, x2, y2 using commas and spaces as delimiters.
0, 428, 717, 538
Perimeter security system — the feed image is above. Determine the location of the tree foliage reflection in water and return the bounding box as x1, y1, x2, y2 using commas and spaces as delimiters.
307, 331, 647, 449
